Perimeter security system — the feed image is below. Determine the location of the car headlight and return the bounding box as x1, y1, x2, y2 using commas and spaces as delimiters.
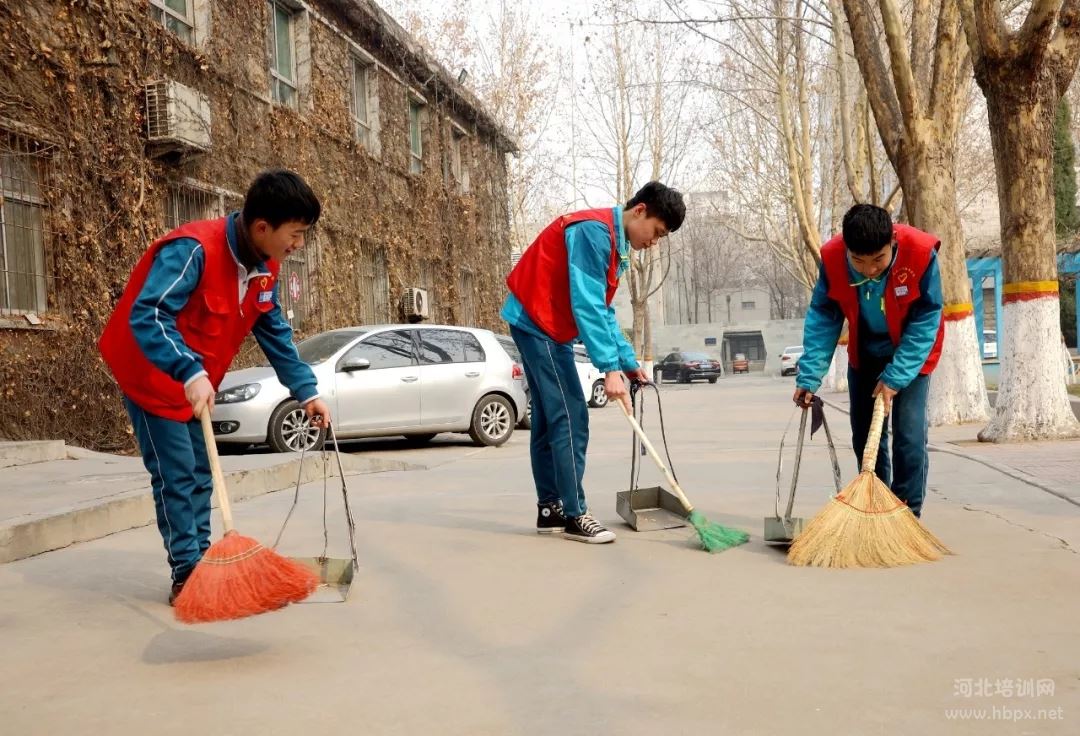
215, 383, 261, 404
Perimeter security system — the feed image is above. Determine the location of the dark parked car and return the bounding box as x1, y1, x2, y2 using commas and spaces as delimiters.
654, 352, 722, 384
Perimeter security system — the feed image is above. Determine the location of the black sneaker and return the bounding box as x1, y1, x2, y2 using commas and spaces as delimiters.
563, 513, 616, 544
168, 579, 186, 606
536, 501, 567, 534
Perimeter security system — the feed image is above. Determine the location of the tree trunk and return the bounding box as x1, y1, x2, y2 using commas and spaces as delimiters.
833, 345, 849, 392
642, 300, 653, 375
631, 292, 647, 361
902, 139, 991, 425
978, 83, 1080, 440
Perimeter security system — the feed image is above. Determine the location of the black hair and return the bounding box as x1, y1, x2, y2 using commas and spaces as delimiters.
242, 169, 321, 229
625, 181, 686, 233
842, 203, 893, 255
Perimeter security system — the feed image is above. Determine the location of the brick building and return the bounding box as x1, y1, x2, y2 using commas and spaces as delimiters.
0, 0, 516, 448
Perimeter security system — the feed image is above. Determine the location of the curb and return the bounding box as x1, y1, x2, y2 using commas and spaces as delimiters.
820, 397, 1080, 508
0, 440, 67, 469
0, 452, 419, 565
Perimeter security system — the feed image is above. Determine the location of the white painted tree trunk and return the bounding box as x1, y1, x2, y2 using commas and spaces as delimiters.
820, 351, 837, 390
833, 346, 848, 392
929, 315, 991, 425
979, 298, 1080, 441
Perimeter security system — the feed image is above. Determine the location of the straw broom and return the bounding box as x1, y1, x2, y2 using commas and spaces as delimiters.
787, 394, 950, 568
174, 411, 318, 623
619, 399, 749, 553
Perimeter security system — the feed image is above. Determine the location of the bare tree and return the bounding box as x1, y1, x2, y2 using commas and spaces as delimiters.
961, 0, 1080, 440
840, 0, 991, 425
577, 1, 700, 369
655, 0, 896, 307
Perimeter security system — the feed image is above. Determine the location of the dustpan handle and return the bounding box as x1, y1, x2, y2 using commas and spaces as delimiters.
861, 394, 887, 473
199, 410, 234, 533
782, 408, 808, 521
328, 423, 360, 571
618, 399, 694, 514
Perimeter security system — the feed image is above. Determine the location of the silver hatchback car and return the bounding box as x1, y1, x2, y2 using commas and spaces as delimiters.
211, 325, 527, 452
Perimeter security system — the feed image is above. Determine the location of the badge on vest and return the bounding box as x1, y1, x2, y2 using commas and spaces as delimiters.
895, 285, 909, 297
258, 290, 274, 304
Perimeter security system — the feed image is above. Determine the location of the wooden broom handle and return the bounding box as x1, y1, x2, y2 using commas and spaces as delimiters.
861, 394, 887, 473
618, 398, 694, 514
200, 410, 235, 533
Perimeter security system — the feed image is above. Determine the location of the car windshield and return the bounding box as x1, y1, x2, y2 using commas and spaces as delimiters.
296, 330, 367, 364
683, 353, 711, 361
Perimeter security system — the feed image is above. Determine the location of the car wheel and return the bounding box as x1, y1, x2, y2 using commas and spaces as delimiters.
267, 400, 326, 453
403, 433, 437, 445
588, 380, 609, 408
708, 377, 718, 384
468, 394, 515, 447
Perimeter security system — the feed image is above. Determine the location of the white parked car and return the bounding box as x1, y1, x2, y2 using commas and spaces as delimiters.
212, 325, 528, 452
493, 337, 608, 416
573, 344, 607, 408
780, 345, 804, 376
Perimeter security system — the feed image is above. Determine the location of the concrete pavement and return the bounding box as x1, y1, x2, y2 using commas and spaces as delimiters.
1, 377, 1077, 735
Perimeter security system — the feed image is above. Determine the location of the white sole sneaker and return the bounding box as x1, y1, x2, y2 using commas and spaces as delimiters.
562, 529, 616, 544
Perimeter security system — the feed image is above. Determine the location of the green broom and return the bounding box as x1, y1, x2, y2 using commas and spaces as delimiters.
618, 398, 749, 552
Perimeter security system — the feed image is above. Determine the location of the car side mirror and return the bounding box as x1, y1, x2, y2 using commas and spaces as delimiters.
341, 357, 370, 372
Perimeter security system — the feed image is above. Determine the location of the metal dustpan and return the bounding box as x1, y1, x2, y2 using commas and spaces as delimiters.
766, 399, 841, 544
617, 485, 689, 531
289, 556, 355, 603
278, 423, 359, 602
616, 384, 689, 532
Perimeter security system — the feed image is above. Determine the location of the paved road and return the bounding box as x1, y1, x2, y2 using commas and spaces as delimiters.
2, 377, 1077, 735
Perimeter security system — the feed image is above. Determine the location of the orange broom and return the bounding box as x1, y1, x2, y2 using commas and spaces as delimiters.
174, 410, 318, 623
787, 394, 950, 568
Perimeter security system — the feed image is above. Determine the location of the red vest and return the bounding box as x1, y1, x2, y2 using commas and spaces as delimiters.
99, 218, 280, 421
506, 208, 620, 343
821, 223, 944, 374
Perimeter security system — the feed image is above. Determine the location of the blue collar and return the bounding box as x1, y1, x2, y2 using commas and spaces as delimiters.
614, 206, 630, 266
226, 211, 271, 274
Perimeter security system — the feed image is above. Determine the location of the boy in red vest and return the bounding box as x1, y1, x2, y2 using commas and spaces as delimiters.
793, 204, 944, 517
503, 182, 685, 543
99, 170, 331, 603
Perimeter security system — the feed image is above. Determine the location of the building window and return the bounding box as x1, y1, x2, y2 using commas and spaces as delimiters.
351, 58, 373, 148
408, 98, 424, 174
450, 126, 469, 192
358, 243, 389, 324
1, 134, 52, 315
163, 184, 221, 230
149, 0, 195, 44
741, 300, 756, 310
458, 270, 476, 325
267, 0, 298, 108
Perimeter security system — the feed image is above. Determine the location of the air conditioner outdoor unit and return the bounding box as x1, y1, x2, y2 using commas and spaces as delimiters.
403, 287, 430, 321
145, 79, 212, 155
